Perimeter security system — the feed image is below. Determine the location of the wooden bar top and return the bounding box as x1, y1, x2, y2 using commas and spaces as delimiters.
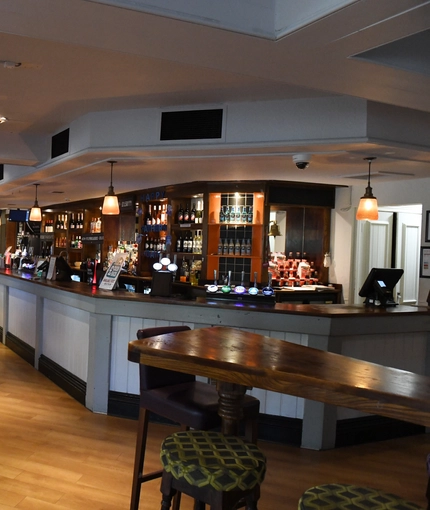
129, 326, 430, 428
1, 268, 429, 318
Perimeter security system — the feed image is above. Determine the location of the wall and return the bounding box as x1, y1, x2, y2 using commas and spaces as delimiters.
331, 177, 430, 305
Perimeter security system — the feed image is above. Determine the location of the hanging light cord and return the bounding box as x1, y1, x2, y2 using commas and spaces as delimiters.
33, 183, 39, 206
363, 157, 376, 197
107, 160, 117, 194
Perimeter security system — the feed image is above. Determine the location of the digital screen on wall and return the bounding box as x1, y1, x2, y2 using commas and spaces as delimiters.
8, 209, 29, 222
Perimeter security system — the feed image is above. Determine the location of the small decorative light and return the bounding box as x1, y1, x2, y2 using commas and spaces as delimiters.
29, 184, 42, 222
0, 116, 8, 124
102, 160, 120, 215
356, 157, 379, 221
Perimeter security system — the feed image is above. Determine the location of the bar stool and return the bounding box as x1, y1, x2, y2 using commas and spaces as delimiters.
159, 430, 266, 510
298, 484, 424, 510
129, 326, 260, 510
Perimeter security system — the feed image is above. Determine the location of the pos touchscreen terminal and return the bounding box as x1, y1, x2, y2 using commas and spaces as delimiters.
358, 267, 404, 307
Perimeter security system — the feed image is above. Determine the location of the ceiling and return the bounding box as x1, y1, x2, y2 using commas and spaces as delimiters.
0, 0, 429, 210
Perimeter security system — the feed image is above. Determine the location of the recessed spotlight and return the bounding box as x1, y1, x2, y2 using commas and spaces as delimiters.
0, 116, 8, 123
2, 61, 21, 68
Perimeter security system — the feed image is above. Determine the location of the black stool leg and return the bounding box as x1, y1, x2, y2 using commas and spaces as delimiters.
161, 472, 177, 510
131, 407, 163, 510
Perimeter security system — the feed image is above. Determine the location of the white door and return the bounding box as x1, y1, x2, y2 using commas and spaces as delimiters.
353, 212, 393, 304
394, 211, 421, 304
353, 208, 421, 305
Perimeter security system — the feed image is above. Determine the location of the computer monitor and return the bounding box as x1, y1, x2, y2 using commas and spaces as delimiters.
359, 267, 404, 307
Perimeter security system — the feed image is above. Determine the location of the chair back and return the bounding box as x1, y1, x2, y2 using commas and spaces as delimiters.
136, 326, 194, 390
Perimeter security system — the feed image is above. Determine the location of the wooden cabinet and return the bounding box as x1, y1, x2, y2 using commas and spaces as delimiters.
206, 192, 265, 285
41, 204, 104, 267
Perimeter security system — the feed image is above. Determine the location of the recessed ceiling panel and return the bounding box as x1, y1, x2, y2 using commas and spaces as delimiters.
352, 29, 430, 77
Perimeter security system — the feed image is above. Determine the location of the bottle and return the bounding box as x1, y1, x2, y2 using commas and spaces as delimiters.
247, 206, 253, 223
218, 238, 223, 255
196, 200, 203, 224
235, 238, 241, 255
180, 257, 189, 282
183, 204, 190, 223
152, 205, 157, 225
246, 239, 252, 255
240, 239, 246, 256
224, 205, 230, 223
228, 239, 234, 255
230, 205, 235, 222
176, 234, 183, 252
161, 204, 167, 225
182, 233, 188, 252
197, 231, 202, 254
241, 205, 247, 223
177, 204, 184, 224
192, 232, 197, 253
223, 239, 229, 255
235, 206, 241, 222
219, 205, 225, 223
190, 203, 196, 223
70, 214, 75, 229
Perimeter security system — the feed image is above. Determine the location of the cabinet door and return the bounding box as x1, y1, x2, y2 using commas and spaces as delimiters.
206, 192, 264, 285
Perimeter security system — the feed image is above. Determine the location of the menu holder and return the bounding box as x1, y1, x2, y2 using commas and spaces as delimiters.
99, 253, 125, 290
46, 256, 57, 280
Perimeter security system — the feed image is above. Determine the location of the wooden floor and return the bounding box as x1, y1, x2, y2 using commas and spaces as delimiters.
1, 343, 430, 510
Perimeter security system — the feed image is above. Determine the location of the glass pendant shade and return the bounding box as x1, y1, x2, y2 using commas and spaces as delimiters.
102, 160, 120, 215
29, 183, 42, 221
356, 195, 378, 220
102, 193, 120, 215
356, 157, 379, 221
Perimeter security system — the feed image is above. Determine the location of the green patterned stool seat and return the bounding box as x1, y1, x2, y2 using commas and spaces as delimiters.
159, 430, 266, 510
299, 484, 424, 510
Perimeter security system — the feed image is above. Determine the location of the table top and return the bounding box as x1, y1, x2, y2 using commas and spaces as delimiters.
128, 326, 430, 428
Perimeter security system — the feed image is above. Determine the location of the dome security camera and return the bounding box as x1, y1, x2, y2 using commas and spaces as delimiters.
293, 154, 311, 170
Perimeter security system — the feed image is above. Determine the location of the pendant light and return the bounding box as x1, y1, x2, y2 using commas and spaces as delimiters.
29, 183, 42, 222
356, 157, 378, 221
102, 160, 120, 215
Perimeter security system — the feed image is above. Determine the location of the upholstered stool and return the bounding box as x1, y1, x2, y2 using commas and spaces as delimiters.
299, 484, 424, 510
160, 430, 266, 510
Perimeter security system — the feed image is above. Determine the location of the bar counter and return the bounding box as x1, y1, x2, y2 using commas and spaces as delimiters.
1, 268, 429, 449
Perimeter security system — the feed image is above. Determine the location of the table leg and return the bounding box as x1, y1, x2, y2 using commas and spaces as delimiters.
216, 381, 247, 436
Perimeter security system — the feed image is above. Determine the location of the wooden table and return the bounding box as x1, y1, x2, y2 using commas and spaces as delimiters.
128, 326, 430, 445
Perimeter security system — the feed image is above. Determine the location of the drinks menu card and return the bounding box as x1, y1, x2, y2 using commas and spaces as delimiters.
99, 253, 126, 290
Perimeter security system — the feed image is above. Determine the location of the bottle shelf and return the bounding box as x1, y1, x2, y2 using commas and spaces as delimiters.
208, 254, 259, 259
208, 222, 261, 227
172, 223, 204, 229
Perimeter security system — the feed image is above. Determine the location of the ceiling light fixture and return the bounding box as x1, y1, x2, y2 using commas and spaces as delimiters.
356, 157, 378, 221
29, 184, 42, 222
1, 61, 21, 68
0, 116, 8, 123
102, 160, 120, 215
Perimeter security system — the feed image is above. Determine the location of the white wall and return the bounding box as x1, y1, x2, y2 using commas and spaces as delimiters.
331, 177, 430, 305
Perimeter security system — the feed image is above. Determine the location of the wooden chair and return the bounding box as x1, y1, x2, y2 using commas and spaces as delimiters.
159, 430, 266, 510
298, 484, 424, 510
129, 326, 260, 510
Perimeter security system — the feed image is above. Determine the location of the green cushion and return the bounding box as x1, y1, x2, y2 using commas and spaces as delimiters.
160, 430, 266, 492
299, 484, 424, 510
